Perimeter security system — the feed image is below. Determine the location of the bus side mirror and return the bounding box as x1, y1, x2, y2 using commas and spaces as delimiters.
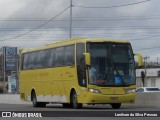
83, 53, 91, 66
134, 53, 143, 68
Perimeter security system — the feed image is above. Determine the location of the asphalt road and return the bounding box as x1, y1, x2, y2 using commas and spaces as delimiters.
0, 103, 159, 120
0, 103, 160, 111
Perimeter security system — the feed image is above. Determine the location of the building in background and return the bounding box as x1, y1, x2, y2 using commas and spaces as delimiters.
136, 68, 160, 87
0, 47, 18, 94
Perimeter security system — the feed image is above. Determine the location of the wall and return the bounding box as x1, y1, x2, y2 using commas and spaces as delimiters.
136, 77, 160, 87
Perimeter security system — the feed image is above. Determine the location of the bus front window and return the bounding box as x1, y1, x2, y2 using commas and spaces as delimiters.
87, 42, 135, 86
88, 43, 111, 86
111, 44, 135, 86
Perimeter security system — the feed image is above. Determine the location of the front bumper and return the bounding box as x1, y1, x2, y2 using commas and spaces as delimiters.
80, 92, 135, 104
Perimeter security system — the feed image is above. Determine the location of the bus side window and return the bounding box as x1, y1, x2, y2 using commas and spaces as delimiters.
36, 51, 45, 69
45, 49, 55, 68
76, 43, 87, 87
64, 45, 75, 66
22, 53, 29, 70
28, 52, 37, 69
55, 47, 65, 67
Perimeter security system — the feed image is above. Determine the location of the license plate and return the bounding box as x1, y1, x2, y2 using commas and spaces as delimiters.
110, 97, 118, 100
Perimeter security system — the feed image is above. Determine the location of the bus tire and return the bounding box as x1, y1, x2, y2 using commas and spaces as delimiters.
32, 91, 39, 107
32, 91, 46, 108
111, 103, 121, 109
71, 91, 82, 109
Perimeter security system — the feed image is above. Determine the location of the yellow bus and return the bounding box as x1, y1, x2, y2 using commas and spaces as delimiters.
19, 38, 142, 109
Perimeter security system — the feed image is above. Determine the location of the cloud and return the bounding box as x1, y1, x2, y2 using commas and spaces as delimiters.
0, 0, 160, 61
6, 0, 68, 18
0, 0, 26, 18
116, 1, 152, 16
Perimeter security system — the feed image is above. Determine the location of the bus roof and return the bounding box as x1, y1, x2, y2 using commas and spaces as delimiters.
21, 38, 129, 53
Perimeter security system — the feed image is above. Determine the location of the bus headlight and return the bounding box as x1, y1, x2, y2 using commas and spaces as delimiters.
88, 88, 101, 94
125, 88, 136, 94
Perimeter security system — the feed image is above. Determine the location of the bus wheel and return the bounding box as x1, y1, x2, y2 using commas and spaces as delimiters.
32, 92, 46, 107
111, 103, 121, 109
71, 91, 82, 109
32, 91, 39, 107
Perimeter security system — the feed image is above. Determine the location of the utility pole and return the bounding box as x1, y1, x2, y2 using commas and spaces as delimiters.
69, 0, 73, 38
143, 56, 150, 87
3, 47, 6, 94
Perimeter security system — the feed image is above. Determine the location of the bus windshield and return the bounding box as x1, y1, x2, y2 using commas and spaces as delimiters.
87, 42, 135, 87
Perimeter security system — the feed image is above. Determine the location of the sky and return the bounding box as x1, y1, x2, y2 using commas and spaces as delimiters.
0, 0, 160, 62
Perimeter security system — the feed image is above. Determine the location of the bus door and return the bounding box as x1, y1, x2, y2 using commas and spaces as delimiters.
76, 43, 88, 101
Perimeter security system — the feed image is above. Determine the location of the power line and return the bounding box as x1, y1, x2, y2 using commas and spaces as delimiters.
2, 31, 160, 38
0, 32, 144, 36
2, 14, 160, 21
73, 14, 160, 19
2, 26, 160, 31
1, 14, 160, 19
1, 16, 160, 22
134, 45, 160, 51
130, 34, 160, 41
2, 32, 160, 39
1, 6, 70, 41
73, 0, 151, 8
